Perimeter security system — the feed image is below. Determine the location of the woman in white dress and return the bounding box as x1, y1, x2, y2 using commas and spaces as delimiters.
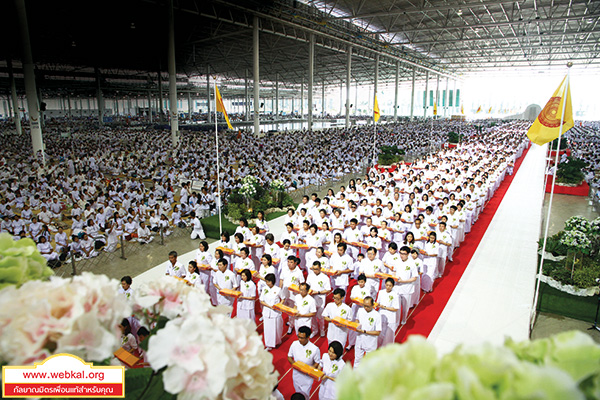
259, 273, 283, 351
185, 261, 202, 288
237, 269, 257, 321
318, 341, 346, 400
421, 232, 439, 292
195, 241, 214, 292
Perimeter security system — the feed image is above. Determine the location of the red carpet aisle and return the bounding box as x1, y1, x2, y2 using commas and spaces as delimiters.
269, 146, 531, 399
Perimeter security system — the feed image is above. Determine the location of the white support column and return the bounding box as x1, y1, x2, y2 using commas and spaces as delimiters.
188, 91, 192, 120
7, 59, 22, 135
253, 16, 260, 134
321, 80, 325, 118
206, 66, 211, 124
300, 77, 304, 118
147, 90, 153, 123
410, 67, 416, 120
275, 73, 279, 119
168, 0, 178, 145
444, 77, 449, 117
435, 74, 440, 115
345, 46, 352, 128
95, 68, 104, 125
394, 60, 399, 121
245, 69, 250, 122
424, 70, 429, 118
16, 0, 44, 162
308, 33, 314, 130
158, 71, 164, 122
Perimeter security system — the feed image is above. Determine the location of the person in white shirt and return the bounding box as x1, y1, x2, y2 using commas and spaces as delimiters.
165, 251, 185, 278
287, 326, 321, 399
37, 236, 59, 262
118, 276, 133, 299
189, 211, 206, 240
318, 341, 346, 400
354, 296, 382, 367
184, 261, 202, 288
294, 283, 317, 337
322, 288, 352, 348
213, 258, 239, 311
137, 221, 153, 244
361, 247, 385, 296
259, 273, 283, 350
280, 256, 306, 334
306, 261, 331, 337
376, 278, 401, 347
237, 269, 257, 321
421, 232, 440, 292
234, 247, 256, 274
329, 243, 354, 295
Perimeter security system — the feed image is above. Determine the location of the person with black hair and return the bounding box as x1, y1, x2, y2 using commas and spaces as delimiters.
118, 318, 137, 353
287, 326, 320, 398
318, 340, 346, 400
259, 273, 283, 351
323, 288, 352, 348
119, 276, 133, 298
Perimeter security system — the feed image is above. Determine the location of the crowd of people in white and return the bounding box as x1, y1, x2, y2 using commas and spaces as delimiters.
0, 118, 465, 267
158, 121, 529, 399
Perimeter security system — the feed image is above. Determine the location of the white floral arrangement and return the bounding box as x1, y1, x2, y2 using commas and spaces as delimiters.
0, 272, 131, 366
590, 217, 600, 238
270, 179, 286, 191
337, 332, 600, 400
130, 277, 278, 400
240, 175, 259, 186
560, 230, 592, 253
239, 182, 257, 198
564, 215, 592, 234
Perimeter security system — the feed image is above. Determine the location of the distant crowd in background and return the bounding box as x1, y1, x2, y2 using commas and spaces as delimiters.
0, 118, 472, 266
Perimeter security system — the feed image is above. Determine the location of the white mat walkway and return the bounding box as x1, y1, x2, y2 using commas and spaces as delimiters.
428, 143, 547, 354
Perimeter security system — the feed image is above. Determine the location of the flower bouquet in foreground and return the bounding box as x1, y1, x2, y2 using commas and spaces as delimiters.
337, 332, 600, 400
0, 232, 278, 400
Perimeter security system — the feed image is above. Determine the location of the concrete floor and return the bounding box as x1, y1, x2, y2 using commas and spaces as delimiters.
541, 193, 599, 237
532, 312, 600, 344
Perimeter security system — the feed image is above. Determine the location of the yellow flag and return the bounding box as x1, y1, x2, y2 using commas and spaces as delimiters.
476, 106, 482, 113
373, 94, 380, 123
215, 85, 233, 130
527, 75, 574, 146
488, 106, 492, 114
461, 104, 464, 115
433, 102, 438, 116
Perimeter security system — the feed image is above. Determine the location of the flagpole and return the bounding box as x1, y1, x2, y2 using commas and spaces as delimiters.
214, 80, 223, 236
529, 63, 572, 334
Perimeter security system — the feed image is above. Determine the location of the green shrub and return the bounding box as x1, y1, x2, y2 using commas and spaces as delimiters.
378, 145, 405, 165
448, 131, 463, 144
556, 157, 588, 185
549, 137, 568, 151
573, 265, 600, 288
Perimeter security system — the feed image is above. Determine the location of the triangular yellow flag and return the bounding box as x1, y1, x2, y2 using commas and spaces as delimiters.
488, 106, 492, 114
215, 85, 233, 130
373, 94, 380, 123
476, 106, 482, 113
433, 102, 438, 116
461, 104, 464, 115
527, 75, 574, 146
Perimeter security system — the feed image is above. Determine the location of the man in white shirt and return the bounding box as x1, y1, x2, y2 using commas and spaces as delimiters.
354, 296, 382, 367
190, 211, 206, 240
165, 251, 185, 278
294, 283, 317, 337
329, 243, 354, 295
306, 261, 331, 337
214, 258, 239, 311
322, 288, 352, 348
287, 326, 320, 399
137, 222, 153, 244
280, 256, 305, 334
